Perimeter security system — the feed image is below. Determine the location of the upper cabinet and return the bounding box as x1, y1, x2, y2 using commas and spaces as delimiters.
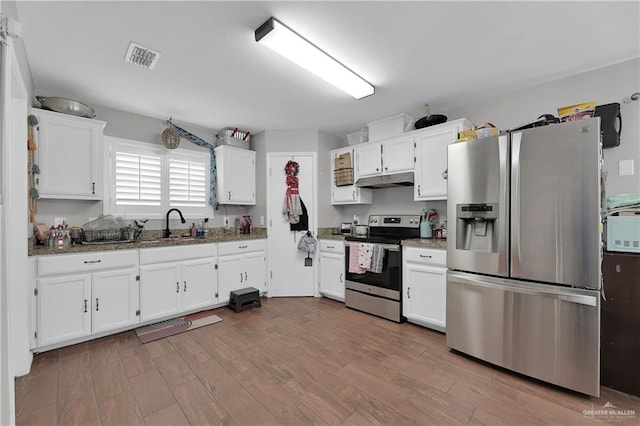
330, 147, 372, 205
215, 145, 255, 205
355, 134, 415, 178
414, 118, 471, 201
33, 108, 106, 200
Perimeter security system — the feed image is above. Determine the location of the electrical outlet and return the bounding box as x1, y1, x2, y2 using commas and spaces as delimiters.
260, 216, 265, 226
224, 215, 229, 229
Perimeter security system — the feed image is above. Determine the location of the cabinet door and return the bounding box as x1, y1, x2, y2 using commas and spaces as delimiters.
35, 110, 104, 200
92, 267, 139, 333
139, 263, 180, 322
181, 258, 216, 312
382, 135, 414, 174
319, 252, 345, 301
414, 126, 459, 200
404, 264, 447, 331
37, 274, 91, 347
356, 143, 382, 177
243, 250, 267, 292
225, 148, 255, 204
217, 254, 243, 304
330, 148, 372, 205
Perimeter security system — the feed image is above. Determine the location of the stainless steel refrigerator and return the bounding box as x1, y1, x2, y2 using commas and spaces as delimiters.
446, 118, 602, 397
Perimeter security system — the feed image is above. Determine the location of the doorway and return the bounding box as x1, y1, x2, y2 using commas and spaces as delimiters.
267, 153, 317, 297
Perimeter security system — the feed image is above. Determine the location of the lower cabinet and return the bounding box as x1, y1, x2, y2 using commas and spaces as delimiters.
318, 240, 345, 301
217, 240, 266, 303
402, 246, 447, 332
139, 244, 217, 322
36, 250, 139, 348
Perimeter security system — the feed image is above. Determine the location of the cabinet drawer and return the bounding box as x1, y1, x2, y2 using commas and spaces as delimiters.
404, 247, 446, 266
319, 240, 344, 254
38, 250, 138, 276
140, 243, 216, 265
218, 239, 266, 256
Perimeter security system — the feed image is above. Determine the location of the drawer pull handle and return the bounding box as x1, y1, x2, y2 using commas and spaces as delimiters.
407, 287, 411, 298
176, 282, 179, 293
245, 272, 248, 281
239, 245, 248, 249
84, 299, 88, 313
84, 260, 102, 264
240, 273, 243, 283
339, 273, 342, 283
327, 245, 334, 249
96, 298, 99, 311
183, 281, 187, 292
92, 182, 95, 194
419, 255, 432, 258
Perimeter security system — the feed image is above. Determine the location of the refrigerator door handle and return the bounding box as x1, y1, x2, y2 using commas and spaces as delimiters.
498, 135, 509, 272
447, 271, 598, 307
510, 132, 522, 275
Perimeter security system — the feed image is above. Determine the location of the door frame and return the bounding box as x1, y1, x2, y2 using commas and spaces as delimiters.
1, 33, 29, 426
266, 152, 318, 297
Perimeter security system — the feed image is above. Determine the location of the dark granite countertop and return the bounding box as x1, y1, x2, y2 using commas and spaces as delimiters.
317, 227, 346, 241
29, 227, 268, 256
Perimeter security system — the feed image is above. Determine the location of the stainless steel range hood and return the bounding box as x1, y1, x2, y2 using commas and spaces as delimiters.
355, 172, 414, 188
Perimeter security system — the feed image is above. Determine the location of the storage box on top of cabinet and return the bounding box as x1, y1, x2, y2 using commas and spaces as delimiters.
216, 127, 250, 149
32, 108, 106, 200
367, 113, 413, 141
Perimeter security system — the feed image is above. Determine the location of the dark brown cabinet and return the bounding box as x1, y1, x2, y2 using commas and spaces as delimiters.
601, 252, 640, 396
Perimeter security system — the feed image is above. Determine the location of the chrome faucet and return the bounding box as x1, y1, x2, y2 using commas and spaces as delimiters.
164, 208, 186, 238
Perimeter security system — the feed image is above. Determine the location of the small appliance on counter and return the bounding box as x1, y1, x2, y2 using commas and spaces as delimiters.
340, 222, 352, 235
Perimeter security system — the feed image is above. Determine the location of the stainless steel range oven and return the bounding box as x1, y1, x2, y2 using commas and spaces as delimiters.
344, 215, 420, 322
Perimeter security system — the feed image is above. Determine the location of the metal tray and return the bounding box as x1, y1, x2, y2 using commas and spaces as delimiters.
36, 96, 96, 118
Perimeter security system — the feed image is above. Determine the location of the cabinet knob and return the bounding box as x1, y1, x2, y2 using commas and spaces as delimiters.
240, 273, 243, 283
442, 169, 448, 180
352, 191, 355, 200
407, 288, 411, 299
183, 280, 187, 292
384, 167, 388, 171
92, 182, 95, 195
96, 298, 99, 311
417, 185, 421, 196
339, 273, 342, 283
245, 272, 248, 281
376, 168, 379, 172
228, 191, 231, 200
176, 282, 179, 293
84, 299, 88, 313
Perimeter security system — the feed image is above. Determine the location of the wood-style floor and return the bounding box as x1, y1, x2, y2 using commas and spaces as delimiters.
15, 297, 640, 425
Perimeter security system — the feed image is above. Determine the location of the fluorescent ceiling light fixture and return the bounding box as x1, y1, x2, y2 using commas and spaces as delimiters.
255, 18, 374, 100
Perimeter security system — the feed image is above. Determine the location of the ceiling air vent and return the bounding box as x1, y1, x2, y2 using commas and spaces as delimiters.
124, 42, 160, 70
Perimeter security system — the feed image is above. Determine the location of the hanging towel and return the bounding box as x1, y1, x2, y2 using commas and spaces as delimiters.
348, 244, 367, 274
369, 245, 385, 274
358, 243, 374, 269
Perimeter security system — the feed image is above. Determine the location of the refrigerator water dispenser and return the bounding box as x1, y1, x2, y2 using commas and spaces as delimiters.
456, 203, 500, 253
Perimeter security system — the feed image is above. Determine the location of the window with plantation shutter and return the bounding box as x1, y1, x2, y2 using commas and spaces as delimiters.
115, 152, 162, 206
169, 155, 207, 208
105, 136, 211, 219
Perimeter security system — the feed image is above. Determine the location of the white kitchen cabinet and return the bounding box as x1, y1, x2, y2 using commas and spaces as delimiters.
402, 246, 447, 332
33, 108, 106, 200
37, 274, 92, 348
330, 147, 372, 205
215, 145, 256, 205
139, 244, 217, 322
217, 239, 266, 303
355, 134, 415, 178
318, 240, 345, 301
414, 118, 471, 201
36, 250, 139, 348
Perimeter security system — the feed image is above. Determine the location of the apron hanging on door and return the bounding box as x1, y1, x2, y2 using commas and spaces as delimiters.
282, 160, 309, 230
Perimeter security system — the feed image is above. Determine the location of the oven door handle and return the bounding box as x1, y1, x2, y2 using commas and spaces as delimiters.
347, 242, 399, 252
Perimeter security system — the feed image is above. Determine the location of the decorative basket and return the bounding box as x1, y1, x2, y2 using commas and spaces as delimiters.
334, 168, 354, 187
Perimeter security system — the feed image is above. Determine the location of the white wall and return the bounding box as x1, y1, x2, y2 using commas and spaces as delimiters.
441, 58, 640, 196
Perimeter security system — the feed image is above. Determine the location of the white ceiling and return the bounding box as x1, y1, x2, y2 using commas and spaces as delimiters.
16, 1, 640, 137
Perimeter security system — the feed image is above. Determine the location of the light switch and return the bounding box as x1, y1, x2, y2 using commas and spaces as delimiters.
619, 159, 635, 176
